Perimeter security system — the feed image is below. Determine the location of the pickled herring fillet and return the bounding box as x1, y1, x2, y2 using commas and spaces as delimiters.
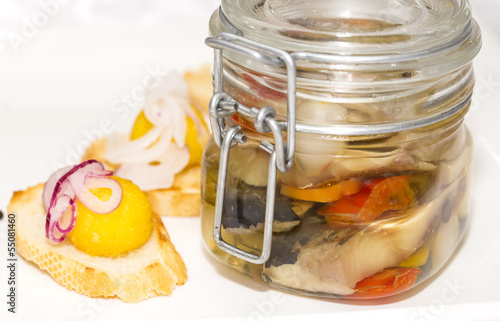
264, 181, 457, 294
264, 260, 357, 296
264, 214, 359, 269
263, 214, 360, 295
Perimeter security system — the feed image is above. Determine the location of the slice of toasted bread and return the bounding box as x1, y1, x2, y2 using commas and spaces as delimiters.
183, 64, 212, 114
82, 138, 201, 217
7, 184, 187, 302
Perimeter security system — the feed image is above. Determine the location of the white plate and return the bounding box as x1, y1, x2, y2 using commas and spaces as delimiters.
1, 2, 500, 320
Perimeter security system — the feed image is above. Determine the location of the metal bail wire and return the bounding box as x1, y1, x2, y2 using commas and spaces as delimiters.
205, 32, 298, 264
212, 125, 278, 264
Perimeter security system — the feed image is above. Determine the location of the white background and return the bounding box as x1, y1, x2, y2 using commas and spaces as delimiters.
1, 0, 500, 320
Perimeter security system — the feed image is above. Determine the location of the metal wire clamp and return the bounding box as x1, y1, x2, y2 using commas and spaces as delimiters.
205, 32, 297, 264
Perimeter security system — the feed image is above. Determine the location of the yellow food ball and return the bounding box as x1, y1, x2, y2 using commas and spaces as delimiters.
68, 176, 153, 257
130, 110, 154, 141
185, 115, 204, 166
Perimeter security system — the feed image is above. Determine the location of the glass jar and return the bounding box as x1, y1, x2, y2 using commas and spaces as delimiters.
202, 0, 481, 299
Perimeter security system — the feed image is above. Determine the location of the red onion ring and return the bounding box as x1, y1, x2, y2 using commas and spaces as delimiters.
43, 159, 123, 243
46, 195, 73, 243
55, 203, 76, 234
68, 175, 122, 214
43, 166, 72, 209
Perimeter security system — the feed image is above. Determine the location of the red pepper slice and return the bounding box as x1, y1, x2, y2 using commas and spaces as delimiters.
242, 72, 286, 101
319, 175, 414, 224
351, 267, 421, 299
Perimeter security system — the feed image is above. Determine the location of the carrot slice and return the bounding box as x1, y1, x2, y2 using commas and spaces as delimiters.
280, 178, 362, 203
351, 267, 421, 299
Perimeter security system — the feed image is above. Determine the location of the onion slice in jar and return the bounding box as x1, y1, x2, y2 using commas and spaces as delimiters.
43, 159, 123, 243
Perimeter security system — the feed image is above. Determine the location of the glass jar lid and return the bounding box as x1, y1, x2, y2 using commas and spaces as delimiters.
212, 0, 480, 75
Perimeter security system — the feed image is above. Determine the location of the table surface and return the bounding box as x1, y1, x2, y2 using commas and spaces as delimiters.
1, 1, 500, 320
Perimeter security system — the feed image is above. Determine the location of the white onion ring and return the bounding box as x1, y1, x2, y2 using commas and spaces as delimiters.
105, 126, 163, 163
43, 159, 123, 244
143, 71, 189, 122
144, 93, 188, 148
143, 72, 190, 148
116, 144, 190, 191
108, 128, 174, 165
